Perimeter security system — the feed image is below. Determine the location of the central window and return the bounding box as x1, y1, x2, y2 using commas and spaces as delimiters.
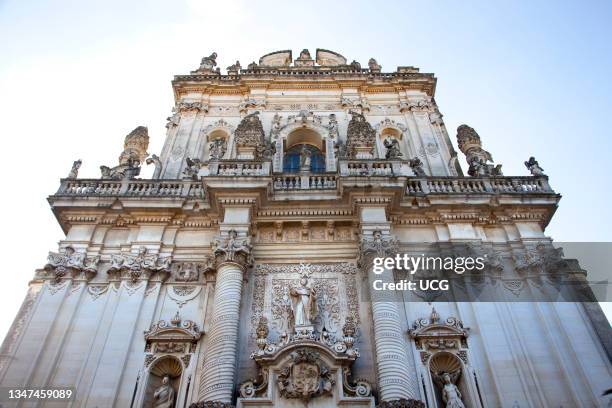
283, 144, 325, 173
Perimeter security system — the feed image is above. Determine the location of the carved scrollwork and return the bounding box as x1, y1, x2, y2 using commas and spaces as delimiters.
108, 246, 171, 282
44, 246, 100, 282
342, 366, 372, 397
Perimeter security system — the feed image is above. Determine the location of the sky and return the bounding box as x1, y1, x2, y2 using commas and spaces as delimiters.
0, 0, 611, 340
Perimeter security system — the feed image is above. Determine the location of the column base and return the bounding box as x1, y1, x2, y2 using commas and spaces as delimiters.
376, 399, 426, 408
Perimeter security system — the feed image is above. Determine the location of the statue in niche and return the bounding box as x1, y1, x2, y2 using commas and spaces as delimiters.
438, 372, 465, 408
409, 157, 426, 177
524, 156, 545, 176
299, 145, 312, 170
289, 274, 317, 329
152, 375, 175, 408
383, 137, 402, 159
209, 138, 227, 160
146, 154, 163, 179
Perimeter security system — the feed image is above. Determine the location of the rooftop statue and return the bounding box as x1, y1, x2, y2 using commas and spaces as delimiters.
525, 156, 546, 176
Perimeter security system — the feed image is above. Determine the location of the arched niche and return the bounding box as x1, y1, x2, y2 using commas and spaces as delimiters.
427, 352, 470, 408
375, 118, 414, 160
410, 309, 483, 408
198, 119, 235, 161
142, 355, 183, 408
273, 118, 335, 174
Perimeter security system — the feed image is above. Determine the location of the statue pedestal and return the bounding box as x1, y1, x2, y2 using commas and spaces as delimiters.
294, 325, 315, 337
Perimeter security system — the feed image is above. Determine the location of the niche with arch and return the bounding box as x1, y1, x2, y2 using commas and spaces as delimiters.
283, 128, 326, 173
375, 118, 412, 160
142, 356, 183, 408
410, 309, 483, 408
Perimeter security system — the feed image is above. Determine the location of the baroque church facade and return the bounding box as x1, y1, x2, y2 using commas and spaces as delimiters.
1, 48, 611, 407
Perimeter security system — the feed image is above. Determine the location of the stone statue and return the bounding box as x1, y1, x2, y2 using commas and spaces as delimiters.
409, 157, 426, 177
197, 52, 217, 72
524, 156, 545, 176
183, 157, 203, 179
209, 138, 227, 160
146, 154, 163, 179
152, 375, 175, 408
68, 160, 81, 178
299, 145, 312, 169
226, 60, 241, 73
439, 372, 465, 408
289, 275, 317, 329
368, 58, 381, 72
383, 137, 402, 159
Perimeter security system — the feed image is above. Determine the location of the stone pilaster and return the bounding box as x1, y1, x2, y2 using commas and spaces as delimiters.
359, 208, 421, 404
197, 229, 251, 405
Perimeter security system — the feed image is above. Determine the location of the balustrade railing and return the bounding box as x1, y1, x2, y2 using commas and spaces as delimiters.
406, 176, 553, 195
55, 175, 552, 200
209, 160, 270, 176
342, 160, 396, 176
273, 174, 337, 190
55, 179, 205, 198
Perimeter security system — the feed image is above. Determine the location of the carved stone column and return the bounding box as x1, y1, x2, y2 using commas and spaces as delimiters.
359, 208, 422, 405
197, 230, 251, 405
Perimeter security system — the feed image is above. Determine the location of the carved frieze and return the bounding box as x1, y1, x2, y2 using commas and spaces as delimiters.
108, 247, 171, 282
172, 260, 214, 282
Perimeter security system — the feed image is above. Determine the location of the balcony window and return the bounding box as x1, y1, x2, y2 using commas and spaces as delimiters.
283, 144, 325, 173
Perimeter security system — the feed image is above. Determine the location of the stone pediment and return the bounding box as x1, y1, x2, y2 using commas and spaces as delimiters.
144, 314, 201, 344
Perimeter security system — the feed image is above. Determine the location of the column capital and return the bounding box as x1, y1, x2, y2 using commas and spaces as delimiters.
359, 230, 398, 264
212, 229, 252, 269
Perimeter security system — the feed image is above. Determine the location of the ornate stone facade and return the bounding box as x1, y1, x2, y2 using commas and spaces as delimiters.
1, 48, 610, 408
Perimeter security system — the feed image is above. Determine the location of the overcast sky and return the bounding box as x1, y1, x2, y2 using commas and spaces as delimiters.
0, 0, 611, 339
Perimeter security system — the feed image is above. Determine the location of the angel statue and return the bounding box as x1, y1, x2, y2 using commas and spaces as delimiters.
289, 274, 317, 329
383, 137, 402, 159
524, 156, 546, 176
153, 375, 175, 408
433, 372, 465, 408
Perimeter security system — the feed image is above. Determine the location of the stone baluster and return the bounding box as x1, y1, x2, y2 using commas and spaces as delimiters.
196, 228, 251, 405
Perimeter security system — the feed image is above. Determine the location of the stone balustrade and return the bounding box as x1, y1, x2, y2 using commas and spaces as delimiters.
406, 176, 553, 195
210, 160, 270, 176
54, 175, 552, 200
56, 179, 205, 198
273, 174, 337, 190
340, 160, 402, 177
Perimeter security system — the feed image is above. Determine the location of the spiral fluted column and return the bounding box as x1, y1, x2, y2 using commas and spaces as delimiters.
196, 229, 251, 406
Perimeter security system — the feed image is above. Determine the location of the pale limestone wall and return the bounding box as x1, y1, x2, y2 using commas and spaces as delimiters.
158, 90, 457, 179
1, 52, 610, 408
